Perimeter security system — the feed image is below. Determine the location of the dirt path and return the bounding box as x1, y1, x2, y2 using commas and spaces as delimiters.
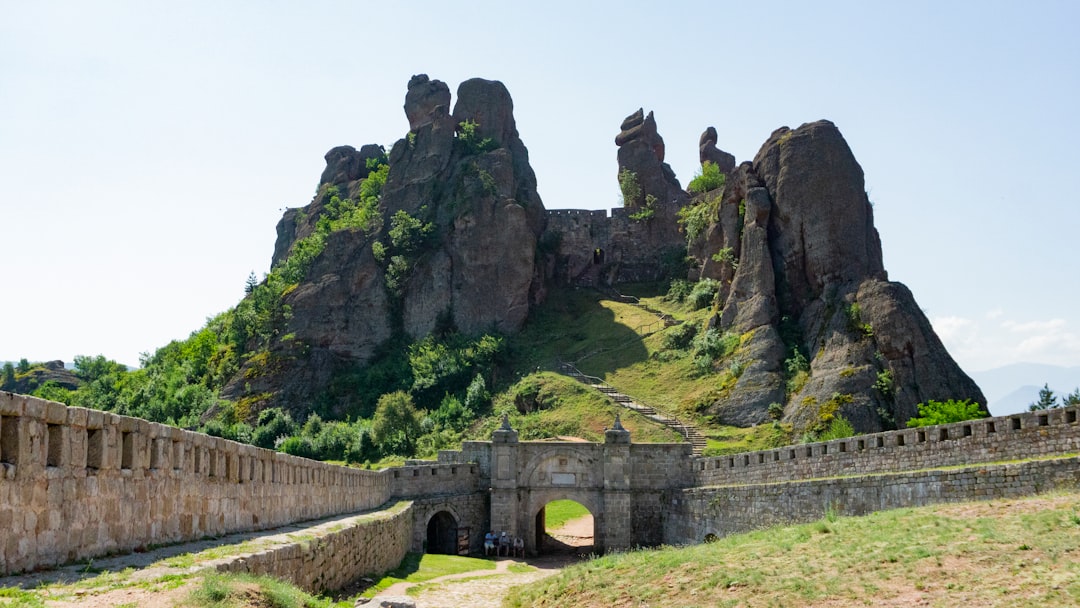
375, 555, 570, 608
547, 514, 594, 546
369, 516, 593, 606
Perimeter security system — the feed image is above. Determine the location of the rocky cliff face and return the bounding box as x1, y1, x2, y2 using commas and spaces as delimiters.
227, 75, 981, 433
694, 120, 984, 430
226, 75, 547, 414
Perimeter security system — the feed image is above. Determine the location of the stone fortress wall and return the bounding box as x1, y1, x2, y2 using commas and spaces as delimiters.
665, 456, 1080, 546
666, 406, 1080, 544
544, 207, 674, 285
0, 391, 397, 575
692, 406, 1080, 487
4, 386, 1080, 586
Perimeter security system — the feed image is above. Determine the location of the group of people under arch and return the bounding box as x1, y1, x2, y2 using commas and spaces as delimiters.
484, 530, 524, 557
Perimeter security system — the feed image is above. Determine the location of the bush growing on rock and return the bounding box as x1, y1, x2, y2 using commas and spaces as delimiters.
906, 399, 985, 427
688, 279, 720, 310
687, 160, 726, 194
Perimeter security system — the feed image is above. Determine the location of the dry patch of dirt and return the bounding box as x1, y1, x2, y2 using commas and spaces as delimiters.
41, 581, 195, 607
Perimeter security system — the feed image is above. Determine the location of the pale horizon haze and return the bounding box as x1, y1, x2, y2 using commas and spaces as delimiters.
2, 1, 1078, 383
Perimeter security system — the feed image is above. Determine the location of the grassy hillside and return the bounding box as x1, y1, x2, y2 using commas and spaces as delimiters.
19, 281, 774, 466
508, 284, 794, 454
468, 372, 683, 444
504, 492, 1080, 607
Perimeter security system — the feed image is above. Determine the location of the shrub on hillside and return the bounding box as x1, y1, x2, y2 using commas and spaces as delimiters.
906, 399, 984, 427
688, 279, 720, 310
692, 329, 740, 373
662, 323, 698, 350
665, 279, 693, 304
252, 408, 297, 449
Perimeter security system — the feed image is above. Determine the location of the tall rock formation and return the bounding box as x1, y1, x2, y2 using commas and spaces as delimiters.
698, 126, 736, 174
691, 120, 984, 430
227, 75, 547, 416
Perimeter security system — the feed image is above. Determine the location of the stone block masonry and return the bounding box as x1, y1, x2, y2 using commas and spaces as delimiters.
0, 392, 394, 575
211, 501, 413, 593
691, 406, 1080, 487
665, 456, 1080, 545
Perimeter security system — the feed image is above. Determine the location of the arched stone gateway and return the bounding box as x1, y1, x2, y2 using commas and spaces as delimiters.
425, 510, 458, 554
532, 498, 595, 555
476, 413, 692, 555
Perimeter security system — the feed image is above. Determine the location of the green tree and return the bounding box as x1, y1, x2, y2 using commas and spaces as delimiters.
618, 168, 642, 208
16, 358, 30, 373
251, 407, 297, 449
1028, 383, 1059, 410
431, 393, 472, 432
464, 374, 491, 413
371, 391, 424, 456
907, 399, 985, 427
388, 210, 433, 252
32, 381, 73, 404
244, 271, 259, 294
1063, 388, 1080, 407
676, 193, 721, 246
73, 354, 127, 382
817, 415, 855, 441
2, 362, 14, 390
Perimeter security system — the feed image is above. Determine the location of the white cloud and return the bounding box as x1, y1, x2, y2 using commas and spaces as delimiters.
931, 316, 975, 343
984, 308, 1004, 320
930, 315, 1080, 372
1002, 319, 1067, 333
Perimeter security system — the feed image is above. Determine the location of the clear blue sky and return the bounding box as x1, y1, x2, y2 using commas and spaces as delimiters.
2, 1, 1078, 376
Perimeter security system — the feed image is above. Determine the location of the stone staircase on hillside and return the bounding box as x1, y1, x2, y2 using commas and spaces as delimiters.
557, 362, 708, 455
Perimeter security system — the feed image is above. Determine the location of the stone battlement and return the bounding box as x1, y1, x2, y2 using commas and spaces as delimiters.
691, 405, 1080, 487
0, 391, 393, 574
545, 208, 609, 219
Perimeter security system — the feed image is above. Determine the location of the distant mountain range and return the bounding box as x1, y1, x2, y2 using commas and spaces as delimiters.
969, 363, 1080, 416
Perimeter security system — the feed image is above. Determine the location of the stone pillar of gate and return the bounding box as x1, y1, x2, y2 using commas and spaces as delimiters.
489, 414, 520, 537
601, 414, 633, 552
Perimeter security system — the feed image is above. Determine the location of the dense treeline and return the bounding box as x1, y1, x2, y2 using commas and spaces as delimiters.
3, 330, 502, 466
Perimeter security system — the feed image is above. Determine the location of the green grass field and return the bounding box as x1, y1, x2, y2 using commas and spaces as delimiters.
360, 552, 497, 598
504, 492, 1080, 607
543, 499, 591, 529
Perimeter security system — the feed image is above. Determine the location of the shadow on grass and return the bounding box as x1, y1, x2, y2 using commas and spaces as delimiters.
508, 286, 665, 380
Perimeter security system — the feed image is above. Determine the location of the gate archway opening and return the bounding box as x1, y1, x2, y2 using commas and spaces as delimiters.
534, 499, 594, 555
426, 510, 458, 554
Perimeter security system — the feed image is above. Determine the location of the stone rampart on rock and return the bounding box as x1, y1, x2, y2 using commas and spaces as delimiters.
544, 206, 684, 286
0, 392, 393, 575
